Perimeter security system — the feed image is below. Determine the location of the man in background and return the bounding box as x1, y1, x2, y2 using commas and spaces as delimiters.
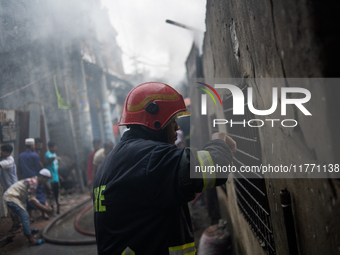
45, 141, 62, 214
0, 144, 19, 233
0, 143, 18, 191
34, 137, 45, 168
18, 138, 40, 179
92, 141, 114, 178
86, 139, 101, 187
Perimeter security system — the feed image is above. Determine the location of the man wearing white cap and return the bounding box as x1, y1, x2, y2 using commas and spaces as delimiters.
18, 138, 41, 178
3, 169, 53, 246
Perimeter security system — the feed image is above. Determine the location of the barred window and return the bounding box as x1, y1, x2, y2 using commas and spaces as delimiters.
223, 85, 276, 255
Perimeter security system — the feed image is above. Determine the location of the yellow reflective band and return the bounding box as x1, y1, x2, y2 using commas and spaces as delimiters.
121, 247, 135, 255
197, 151, 216, 191
169, 242, 195, 251
197, 152, 208, 192
169, 242, 196, 255
99, 185, 106, 212
127, 93, 179, 112
204, 151, 216, 189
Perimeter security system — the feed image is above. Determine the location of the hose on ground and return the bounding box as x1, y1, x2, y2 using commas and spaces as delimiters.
42, 197, 96, 245
74, 202, 95, 236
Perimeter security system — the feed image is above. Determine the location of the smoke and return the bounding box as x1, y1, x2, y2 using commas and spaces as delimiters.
101, 0, 206, 87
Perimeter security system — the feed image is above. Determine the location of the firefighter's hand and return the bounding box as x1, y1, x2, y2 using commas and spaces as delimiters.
212, 132, 237, 154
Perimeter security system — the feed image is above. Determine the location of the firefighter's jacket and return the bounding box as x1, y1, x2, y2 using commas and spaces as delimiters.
93, 129, 233, 255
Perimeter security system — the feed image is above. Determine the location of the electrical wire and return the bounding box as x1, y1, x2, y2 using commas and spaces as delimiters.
0, 72, 55, 100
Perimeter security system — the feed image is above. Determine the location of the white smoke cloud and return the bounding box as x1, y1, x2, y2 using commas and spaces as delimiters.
101, 0, 206, 87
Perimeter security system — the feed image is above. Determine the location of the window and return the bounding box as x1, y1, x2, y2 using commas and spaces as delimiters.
223, 85, 276, 255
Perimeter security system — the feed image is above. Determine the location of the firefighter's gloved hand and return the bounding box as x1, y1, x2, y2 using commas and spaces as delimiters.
212, 132, 237, 154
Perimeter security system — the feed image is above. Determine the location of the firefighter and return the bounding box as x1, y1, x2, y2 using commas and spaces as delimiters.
93, 82, 235, 255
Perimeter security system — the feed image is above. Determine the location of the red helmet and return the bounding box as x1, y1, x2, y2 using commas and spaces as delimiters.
119, 82, 190, 130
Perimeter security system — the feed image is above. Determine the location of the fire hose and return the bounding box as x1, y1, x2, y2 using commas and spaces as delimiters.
42, 197, 96, 245
74, 202, 95, 236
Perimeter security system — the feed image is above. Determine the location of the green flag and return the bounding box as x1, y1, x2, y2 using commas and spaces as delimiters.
54, 75, 71, 109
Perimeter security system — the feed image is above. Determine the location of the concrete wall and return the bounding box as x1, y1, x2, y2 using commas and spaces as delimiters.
200, 0, 340, 254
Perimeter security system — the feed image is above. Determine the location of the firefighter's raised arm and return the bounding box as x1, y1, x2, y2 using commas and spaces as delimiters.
212, 132, 237, 154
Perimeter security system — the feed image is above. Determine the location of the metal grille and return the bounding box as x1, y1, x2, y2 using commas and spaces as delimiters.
223, 85, 276, 255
